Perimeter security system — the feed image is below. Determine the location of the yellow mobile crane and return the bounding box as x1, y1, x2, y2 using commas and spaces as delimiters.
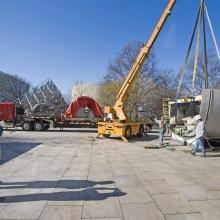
98, 0, 176, 142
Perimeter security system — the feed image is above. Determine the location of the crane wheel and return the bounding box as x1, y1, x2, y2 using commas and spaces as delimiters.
145, 125, 151, 134
137, 124, 144, 137
102, 134, 111, 138
125, 126, 132, 140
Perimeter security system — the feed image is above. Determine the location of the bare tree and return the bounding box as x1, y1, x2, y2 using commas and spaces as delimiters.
151, 68, 177, 116
72, 80, 87, 100
97, 80, 122, 108
104, 41, 158, 82
180, 50, 220, 95
98, 40, 176, 119
0, 71, 30, 101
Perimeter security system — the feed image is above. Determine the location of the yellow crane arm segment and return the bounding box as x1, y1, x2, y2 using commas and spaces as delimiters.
113, 0, 176, 121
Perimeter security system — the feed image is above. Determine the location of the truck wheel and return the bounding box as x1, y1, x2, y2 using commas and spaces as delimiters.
102, 134, 110, 138
44, 125, 49, 131
144, 125, 151, 135
125, 126, 132, 140
34, 122, 44, 131
137, 124, 144, 137
44, 123, 50, 131
22, 122, 31, 131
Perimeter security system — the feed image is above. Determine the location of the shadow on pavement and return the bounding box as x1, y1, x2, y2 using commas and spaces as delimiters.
5, 128, 97, 133
206, 154, 220, 157
0, 180, 114, 189
131, 134, 158, 142
0, 180, 126, 203
46, 129, 97, 133
0, 142, 41, 165
99, 134, 159, 143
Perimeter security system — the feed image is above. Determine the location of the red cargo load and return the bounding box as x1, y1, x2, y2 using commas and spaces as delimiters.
0, 102, 16, 121
65, 96, 103, 119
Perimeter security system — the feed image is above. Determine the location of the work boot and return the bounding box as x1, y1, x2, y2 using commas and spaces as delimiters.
191, 151, 195, 156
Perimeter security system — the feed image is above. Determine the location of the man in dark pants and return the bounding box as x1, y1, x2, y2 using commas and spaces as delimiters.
159, 116, 166, 146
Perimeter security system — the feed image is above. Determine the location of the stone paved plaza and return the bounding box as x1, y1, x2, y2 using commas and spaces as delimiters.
0, 129, 220, 220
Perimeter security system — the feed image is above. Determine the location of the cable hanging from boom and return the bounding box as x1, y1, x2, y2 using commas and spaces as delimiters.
204, 4, 220, 62
176, 0, 219, 98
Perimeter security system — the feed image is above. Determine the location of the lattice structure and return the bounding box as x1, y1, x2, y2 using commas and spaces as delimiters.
17, 79, 67, 116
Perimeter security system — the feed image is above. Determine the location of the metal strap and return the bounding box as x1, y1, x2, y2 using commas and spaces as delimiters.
176, 6, 201, 98
192, 0, 204, 91
205, 4, 220, 62
203, 7, 209, 89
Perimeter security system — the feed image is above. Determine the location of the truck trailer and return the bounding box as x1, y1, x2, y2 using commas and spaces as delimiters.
0, 96, 103, 131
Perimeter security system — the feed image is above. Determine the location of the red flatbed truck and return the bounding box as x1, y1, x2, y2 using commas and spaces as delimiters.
0, 96, 103, 131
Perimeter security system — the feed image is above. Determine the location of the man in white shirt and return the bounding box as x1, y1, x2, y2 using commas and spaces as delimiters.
159, 116, 166, 146
192, 115, 206, 157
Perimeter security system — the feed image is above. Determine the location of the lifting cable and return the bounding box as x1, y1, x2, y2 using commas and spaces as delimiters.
203, 5, 209, 89
192, 0, 204, 93
204, 4, 220, 63
176, 5, 201, 98
177, 0, 215, 97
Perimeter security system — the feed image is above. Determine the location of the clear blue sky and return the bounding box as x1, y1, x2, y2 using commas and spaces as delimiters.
0, 0, 219, 93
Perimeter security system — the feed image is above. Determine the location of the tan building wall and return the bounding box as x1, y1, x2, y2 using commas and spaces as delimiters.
72, 83, 101, 101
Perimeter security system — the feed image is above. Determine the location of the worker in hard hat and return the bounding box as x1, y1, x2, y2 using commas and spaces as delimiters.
192, 115, 206, 157
159, 116, 166, 146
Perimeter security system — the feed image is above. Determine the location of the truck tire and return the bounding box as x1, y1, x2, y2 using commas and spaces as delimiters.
34, 122, 44, 131
137, 124, 144, 137
124, 126, 132, 140
22, 122, 32, 131
44, 124, 50, 130
144, 125, 151, 135
102, 134, 110, 138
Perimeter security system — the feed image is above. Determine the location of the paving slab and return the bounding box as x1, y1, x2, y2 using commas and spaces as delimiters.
174, 184, 217, 201
137, 171, 166, 181
118, 186, 153, 204
201, 211, 220, 220
163, 175, 193, 186
0, 201, 47, 219
193, 177, 220, 191
64, 167, 89, 177
114, 175, 143, 187
121, 203, 165, 220
152, 193, 196, 215
111, 167, 135, 177
39, 205, 82, 220
82, 198, 123, 219
189, 200, 220, 212
82, 218, 123, 220
144, 180, 177, 194
165, 213, 205, 220
88, 172, 114, 181
0, 129, 220, 220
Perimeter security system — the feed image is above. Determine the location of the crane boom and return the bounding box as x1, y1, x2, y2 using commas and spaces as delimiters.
113, 0, 176, 121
